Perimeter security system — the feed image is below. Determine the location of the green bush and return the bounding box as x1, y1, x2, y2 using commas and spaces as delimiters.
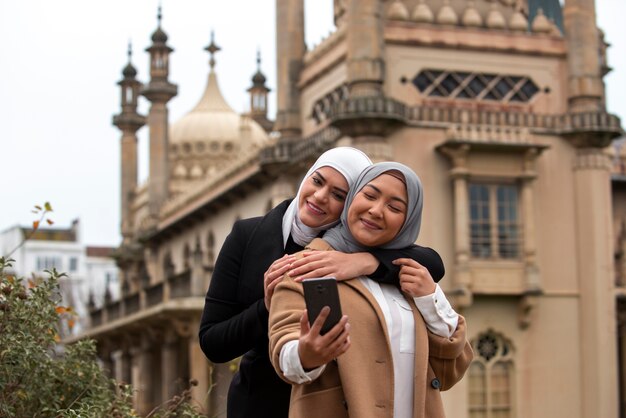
0, 256, 206, 417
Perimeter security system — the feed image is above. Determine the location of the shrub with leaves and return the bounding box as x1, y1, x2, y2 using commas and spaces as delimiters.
0, 202, 209, 417
0, 256, 134, 416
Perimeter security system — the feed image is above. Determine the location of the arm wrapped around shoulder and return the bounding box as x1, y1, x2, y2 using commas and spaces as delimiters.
427, 315, 474, 391
268, 275, 307, 383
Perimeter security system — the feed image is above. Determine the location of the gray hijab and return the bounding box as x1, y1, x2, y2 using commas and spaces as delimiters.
323, 162, 423, 252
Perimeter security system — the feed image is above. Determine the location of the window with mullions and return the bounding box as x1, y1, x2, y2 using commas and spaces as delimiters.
469, 183, 521, 259
469, 331, 515, 418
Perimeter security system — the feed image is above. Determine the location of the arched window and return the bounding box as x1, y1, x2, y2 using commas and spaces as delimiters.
469, 330, 515, 418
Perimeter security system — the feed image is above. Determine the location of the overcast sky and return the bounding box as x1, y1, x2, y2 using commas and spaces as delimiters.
1, 0, 624, 247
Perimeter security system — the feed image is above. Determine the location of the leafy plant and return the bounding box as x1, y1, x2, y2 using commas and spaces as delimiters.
0, 203, 210, 417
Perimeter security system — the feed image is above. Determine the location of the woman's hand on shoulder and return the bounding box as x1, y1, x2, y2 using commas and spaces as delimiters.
264, 254, 296, 310
392, 258, 436, 297
288, 251, 378, 282
298, 308, 351, 370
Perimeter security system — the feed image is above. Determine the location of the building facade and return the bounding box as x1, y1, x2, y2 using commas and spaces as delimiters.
0, 219, 118, 335
83, 0, 624, 417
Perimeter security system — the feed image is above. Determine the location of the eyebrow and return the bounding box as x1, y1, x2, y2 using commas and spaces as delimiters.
314, 170, 348, 195
364, 184, 408, 206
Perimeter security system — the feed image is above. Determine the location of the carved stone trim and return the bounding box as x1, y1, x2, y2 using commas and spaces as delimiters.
574, 148, 613, 171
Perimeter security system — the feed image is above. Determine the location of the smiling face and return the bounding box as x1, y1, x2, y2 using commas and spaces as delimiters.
298, 166, 349, 228
346, 172, 408, 247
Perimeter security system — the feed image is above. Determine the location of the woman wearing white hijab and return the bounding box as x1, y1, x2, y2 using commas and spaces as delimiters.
269, 162, 473, 418
199, 150, 446, 418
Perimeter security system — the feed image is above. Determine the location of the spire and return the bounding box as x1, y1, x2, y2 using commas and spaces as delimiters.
122, 41, 137, 78
247, 49, 272, 131
204, 31, 221, 71
151, 4, 168, 44
251, 48, 267, 87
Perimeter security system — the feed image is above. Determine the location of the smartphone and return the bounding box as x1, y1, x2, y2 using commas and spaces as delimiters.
302, 277, 343, 335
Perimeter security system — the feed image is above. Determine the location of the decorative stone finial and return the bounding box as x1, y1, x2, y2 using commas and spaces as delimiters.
437, 0, 458, 26
388, 0, 410, 21
509, 7, 528, 32
531, 8, 551, 33
462, 1, 483, 28
412, 0, 434, 23
486, 3, 507, 29
122, 40, 137, 78
205, 31, 221, 70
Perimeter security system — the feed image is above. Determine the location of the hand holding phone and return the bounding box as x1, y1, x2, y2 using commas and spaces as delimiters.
302, 277, 343, 335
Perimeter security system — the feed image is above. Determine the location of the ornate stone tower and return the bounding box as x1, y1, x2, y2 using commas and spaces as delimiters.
112, 43, 145, 243
247, 51, 272, 132
141, 7, 178, 223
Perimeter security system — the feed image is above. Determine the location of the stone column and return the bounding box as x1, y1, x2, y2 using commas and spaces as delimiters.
120, 132, 139, 239
119, 349, 132, 384
563, 0, 603, 112
147, 101, 170, 217
573, 148, 618, 418
275, 0, 305, 139
441, 145, 472, 307
188, 320, 211, 413
344, 0, 393, 162
346, 0, 384, 98
161, 330, 179, 402
270, 176, 295, 209
521, 149, 541, 293
135, 334, 155, 415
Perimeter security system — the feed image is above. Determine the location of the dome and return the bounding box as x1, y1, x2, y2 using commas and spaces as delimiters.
252, 70, 267, 87
151, 27, 168, 44
123, 63, 137, 78
169, 70, 269, 154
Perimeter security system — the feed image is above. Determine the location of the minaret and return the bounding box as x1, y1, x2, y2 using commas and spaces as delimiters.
275, 0, 305, 140
563, 0, 603, 112
247, 50, 272, 132
141, 6, 177, 221
113, 43, 145, 242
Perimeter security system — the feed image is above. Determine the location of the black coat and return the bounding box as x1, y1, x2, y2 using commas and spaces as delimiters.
198, 200, 445, 418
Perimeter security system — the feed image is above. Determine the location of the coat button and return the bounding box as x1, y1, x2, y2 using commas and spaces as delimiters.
431, 378, 441, 389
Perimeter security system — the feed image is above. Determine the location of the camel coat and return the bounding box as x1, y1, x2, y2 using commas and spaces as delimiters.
269, 239, 473, 418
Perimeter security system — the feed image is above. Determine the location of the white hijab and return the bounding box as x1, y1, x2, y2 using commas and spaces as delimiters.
281, 147, 372, 247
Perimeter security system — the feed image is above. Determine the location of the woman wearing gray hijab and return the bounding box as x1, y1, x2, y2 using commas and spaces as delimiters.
269, 162, 473, 418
